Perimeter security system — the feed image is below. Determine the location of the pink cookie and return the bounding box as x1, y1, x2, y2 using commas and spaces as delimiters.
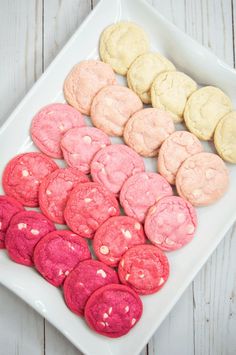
33, 230, 91, 287
31, 103, 85, 159
3, 153, 58, 207
91, 144, 145, 195
5, 211, 55, 266
63, 60, 117, 115
61, 127, 111, 174
85, 284, 143, 338
118, 245, 169, 295
0, 196, 24, 249
158, 131, 203, 184
120, 172, 173, 222
64, 182, 120, 238
91, 85, 143, 136
145, 196, 197, 251
93, 216, 146, 267
39, 168, 89, 224
176, 152, 229, 206
63, 259, 119, 316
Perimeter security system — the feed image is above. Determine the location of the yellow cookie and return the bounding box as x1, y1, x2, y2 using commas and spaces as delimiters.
99, 22, 149, 75
127, 52, 175, 104
214, 111, 236, 163
151, 71, 197, 123
184, 86, 232, 140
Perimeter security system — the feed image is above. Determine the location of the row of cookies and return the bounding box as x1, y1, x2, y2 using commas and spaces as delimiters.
99, 21, 236, 164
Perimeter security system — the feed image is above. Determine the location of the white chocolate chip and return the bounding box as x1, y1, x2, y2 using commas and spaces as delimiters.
149, 206, 156, 215
31, 229, 39, 235
84, 198, 92, 203
165, 238, 175, 245
109, 257, 115, 262
125, 274, 130, 281
68, 242, 75, 251
78, 282, 84, 287
121, 229, 132, 239
103, 313, 108, 319
65, 270, 69, 276
131, 318, 136, 325
192, 189, 202, 198
177, 213, 186, 223
0, 222, 2, 230
18, 223, 27, 230
139, 273, 145, 279
58, 124, 65, 131
120, 259, 124, 268
108, 207, 117, 215
99, 322, 106, 327
105, 322, 109, 326
134, 223, 141, 230
124, 306, 129, 313
83, 135, 92, 144
22, 170, 29, 177
159, 277, 164, 286
96, 269, 107, 278
46, 189, 52, 195
108, 307, 112, 315
101, 144, 106, 148
58, 269, 63, 276
187, 224, 195, 234
100, 245, 109, 255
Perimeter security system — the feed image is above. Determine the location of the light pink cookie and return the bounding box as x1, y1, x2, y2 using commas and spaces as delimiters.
176, 152, 229, 206
91, 145, 145, 195
120, 172, 173, 222
63, 60, 117, 115
91, 85, 143, 136
144, 196, 197, 251
31, 103, 85, 159
61, 127, 111, 174
158, 131, 203, 184
123, 108, 175, 157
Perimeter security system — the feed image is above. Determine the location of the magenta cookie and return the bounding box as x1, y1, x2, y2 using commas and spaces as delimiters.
61, 127, 111, 174
33, 230, 91, 287
93, 216, 146, 267
3, 153, 58, 207
120, 172, 173, 222
91, 144, 145, 195
64, 182, 120, 238
31, 103, 85, 159
5, 211, 55, 266
0, 196, 24, 249
145, 196, 197, 251
118, 245, 169, 295
39, 167, 89, 224
63, 259, 119, 316
84, 284, 143, 338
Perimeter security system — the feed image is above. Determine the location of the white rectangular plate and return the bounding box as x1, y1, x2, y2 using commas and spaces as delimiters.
1, 1, 236, 354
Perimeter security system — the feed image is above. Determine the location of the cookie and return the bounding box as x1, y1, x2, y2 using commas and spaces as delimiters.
120, 172, 173, 223
144, 196, 197, 251
91, 144, 145, 195
176, 152, 229, 206
84, 284, 143, 337
31, 103, 85, 159
99, 21, 149, 75
118, 245, 169, 295
61, 127, 111, 173
157, 131, 203, 184
64, 182, 120, 238
93, 216, 146, 267
33, 230, 91, 287
151, 71, 197, 123
184, 86, 232, 140
5, 211, 55, 266
63, 259, 119, 316
3, 153, 58, 207
123, 108, 175, 157
39, 168, 89, 224
91, 85, 143, 136
0, 196, 24, 249
63, 60, 116, 115
214, 111, 236, 163
127, 52, 175, 104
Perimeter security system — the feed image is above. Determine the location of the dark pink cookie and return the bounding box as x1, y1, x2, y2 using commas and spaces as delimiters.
118, 245, 169, 295
5, 211, 55, 266
3, 153, 58, 207
0, 196, 24, 249
61, 127, 111, 174
31, 103, 85, 159
39, 168, 89, 224
120, 172, 173, 222
144, 196, 197, 251
64, 182, 120, 238
33, 230, 91, 287
91, 144, 145, 195
63, 259, 119, 316
93, 216, 146, 267
84, 284, 143, 338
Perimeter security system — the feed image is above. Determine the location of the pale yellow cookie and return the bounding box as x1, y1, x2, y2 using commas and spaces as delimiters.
99, 22, 149, 75
151, 71, 197, 123
127, 52, 175, 104
184, 86, 232, 140
214, 111, 236, 163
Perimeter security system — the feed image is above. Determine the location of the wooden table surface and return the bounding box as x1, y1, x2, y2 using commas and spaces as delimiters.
0, 1, 236, 354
